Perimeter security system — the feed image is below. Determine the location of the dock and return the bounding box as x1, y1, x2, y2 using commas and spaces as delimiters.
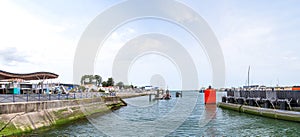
219, 88, 300, 122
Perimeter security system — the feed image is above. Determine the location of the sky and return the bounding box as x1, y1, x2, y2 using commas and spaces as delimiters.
0, 0, 300, 89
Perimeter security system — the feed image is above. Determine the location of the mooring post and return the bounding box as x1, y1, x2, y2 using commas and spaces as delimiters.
149, 94, 152, 101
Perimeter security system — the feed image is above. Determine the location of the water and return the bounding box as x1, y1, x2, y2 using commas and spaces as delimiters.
28, 91, 300, 136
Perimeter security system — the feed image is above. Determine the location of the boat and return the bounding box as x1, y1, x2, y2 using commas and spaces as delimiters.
199, 87, 205, 93
161, 89, 171, 100
176, 91, 182, 97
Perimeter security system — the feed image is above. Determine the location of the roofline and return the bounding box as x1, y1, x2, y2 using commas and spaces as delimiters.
0, 70, 59, 80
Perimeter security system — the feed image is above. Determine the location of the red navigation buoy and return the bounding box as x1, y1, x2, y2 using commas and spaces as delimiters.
204, 86, 216, 104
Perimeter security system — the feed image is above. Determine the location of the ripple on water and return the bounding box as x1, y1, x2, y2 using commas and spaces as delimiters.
28, 92, 300, 136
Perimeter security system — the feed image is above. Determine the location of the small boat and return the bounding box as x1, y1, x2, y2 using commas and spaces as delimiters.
161, 89, 171, 100
176, 91, 182, 97
199, 88, 205, 93
162, 95, 171, 100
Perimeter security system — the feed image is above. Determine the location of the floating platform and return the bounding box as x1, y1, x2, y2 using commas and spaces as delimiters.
225, 89, 300, 110
218, 102, 300, 122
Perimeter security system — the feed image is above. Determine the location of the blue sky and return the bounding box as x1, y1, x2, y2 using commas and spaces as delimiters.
1, 0, 300, 89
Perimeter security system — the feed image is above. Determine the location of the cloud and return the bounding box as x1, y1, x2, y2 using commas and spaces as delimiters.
0, 47, 30, 66
1, 0, 299, 87
0, 0, 77, 83
216, 1, 300, 87
95, 27, 138, 77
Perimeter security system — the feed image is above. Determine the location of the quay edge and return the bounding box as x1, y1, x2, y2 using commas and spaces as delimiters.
218, 102, 300, 122
0, 95, 144, 136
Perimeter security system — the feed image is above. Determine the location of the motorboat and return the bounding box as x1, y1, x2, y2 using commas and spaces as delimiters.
161, 89, 171, 100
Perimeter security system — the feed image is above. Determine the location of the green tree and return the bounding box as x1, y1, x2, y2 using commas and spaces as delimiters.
116, 81, 124, 88
80, 75, 93, 85
107, 77, 114, 86
102, 81, 108, 87
79, 86, 86, 92
94, 75, 102, 87
81, 75, 103, 86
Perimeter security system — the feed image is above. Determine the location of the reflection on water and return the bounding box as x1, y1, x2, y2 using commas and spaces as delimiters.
29, 91, 300, 136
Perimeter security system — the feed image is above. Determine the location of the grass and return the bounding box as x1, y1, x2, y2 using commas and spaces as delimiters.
0, 121, 24, 137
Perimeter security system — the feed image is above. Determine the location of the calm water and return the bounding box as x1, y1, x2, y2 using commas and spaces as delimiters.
28, 91, 300, 136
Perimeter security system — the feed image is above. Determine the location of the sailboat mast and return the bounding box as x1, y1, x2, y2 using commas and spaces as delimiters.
248, 66, 250, 87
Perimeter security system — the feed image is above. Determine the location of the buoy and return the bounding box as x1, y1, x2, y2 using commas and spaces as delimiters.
204, 86, 216, 104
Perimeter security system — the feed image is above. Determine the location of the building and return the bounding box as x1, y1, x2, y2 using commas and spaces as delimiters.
0, 70, 59, 94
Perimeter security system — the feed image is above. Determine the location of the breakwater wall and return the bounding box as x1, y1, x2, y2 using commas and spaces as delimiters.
0, 96, 126, 136
218, 102, 300, 122
117, 93, 149, 99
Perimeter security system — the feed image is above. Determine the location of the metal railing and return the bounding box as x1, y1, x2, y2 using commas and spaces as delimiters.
0, 92, 105, 103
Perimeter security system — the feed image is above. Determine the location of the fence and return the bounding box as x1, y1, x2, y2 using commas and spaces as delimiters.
226, 90, 300, 101
0, 92, 106, 103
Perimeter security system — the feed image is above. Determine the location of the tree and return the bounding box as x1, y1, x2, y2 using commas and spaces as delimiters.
80, 75, 103, 86
94, 75, 102, 87
79, 86, 86, 92
102, 81, 108, 87
116, 81, 124, 88
80, 75, 93, 85
107, 77, 114, 86
80, 76, 85, 85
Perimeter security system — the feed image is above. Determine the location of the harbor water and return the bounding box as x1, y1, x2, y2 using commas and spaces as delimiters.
28, 91, 300, 136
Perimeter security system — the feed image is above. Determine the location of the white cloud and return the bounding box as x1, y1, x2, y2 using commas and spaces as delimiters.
95, 27, 138, 79
0, 47, 30, 66
95, 20, 212, 89
218, 6, 300, 87
0, 0, 76, 83
2, 0, 299, 88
